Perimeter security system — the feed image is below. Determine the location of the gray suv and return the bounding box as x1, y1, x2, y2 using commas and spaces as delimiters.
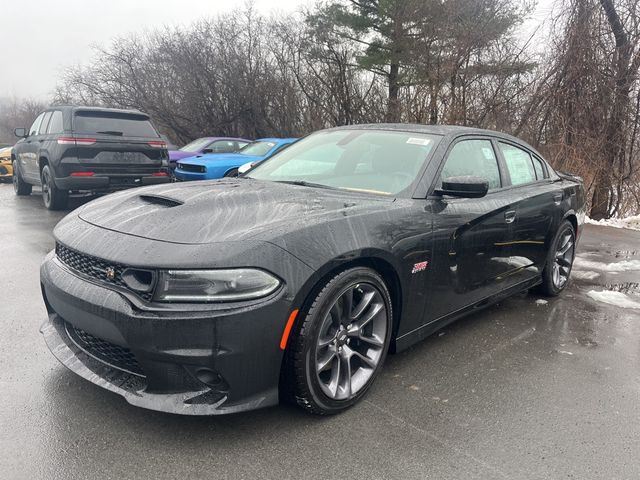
12, 106, 170, 210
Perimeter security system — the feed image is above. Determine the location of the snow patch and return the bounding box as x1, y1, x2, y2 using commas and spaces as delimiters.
586, 290, 640, 309
535, 299, 548, 305
572, 270, 600, 280
586, 215, 640, 231
573, 257, 640, 272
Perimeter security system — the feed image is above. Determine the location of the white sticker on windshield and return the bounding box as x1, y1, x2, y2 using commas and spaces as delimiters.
406, 137, 432, 146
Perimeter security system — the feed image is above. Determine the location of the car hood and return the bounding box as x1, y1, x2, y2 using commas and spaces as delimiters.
76, 179, 393, 245
180, 153, 262, 166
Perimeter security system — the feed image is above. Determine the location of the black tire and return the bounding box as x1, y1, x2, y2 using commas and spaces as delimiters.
13, 161, 32, 196
537, 220, 576, 296
224, 168, 239, 177
41, 165, 68, 210
283, 267, 393, 415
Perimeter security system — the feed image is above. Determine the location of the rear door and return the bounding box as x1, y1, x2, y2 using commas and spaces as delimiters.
496, 141, 561, 284
427, 137, 516, 321
68, 110, 165, 181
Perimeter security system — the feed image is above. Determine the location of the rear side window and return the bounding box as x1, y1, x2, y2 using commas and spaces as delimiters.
47, 111, 64, 134
73, 111, 159, 138
532, 156, 546, 180
39, 112, 52, 135
499, 142, 536, 185
440, 139, 501, 190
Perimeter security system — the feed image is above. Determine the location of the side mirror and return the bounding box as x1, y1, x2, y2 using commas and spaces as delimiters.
14, 127, 27, 138
202, 148, 213, 154
435, 176, 489, 198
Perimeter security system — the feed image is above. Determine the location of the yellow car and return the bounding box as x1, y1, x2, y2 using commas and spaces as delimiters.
0, 147, 13, 182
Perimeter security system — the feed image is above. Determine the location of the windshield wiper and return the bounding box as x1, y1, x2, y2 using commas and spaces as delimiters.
96, 130, 124, 136
274, 180, 339, 190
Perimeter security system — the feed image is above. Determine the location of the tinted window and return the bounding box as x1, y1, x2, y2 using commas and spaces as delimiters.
499, 142, 536, 185
532, 156, 546, 180
440, 139, 501, 189
179, 138, 213, 152
47, 111, 64, 134
29, 113, 44, 137
38, 112, 52, 135
248, 130, 437, 195
240, 141, 277, 156
73, 111, 158, 138
208, 140, 237, 153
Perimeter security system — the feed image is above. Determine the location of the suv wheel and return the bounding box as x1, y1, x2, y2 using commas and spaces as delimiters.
13, 161, 32, 196
41, 165, 68, 210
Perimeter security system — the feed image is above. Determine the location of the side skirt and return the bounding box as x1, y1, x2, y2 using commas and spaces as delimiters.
394, 277, 542, 353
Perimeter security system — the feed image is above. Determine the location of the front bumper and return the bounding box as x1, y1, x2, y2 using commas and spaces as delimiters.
174, 169, 208, 181
40, 251, 292, 415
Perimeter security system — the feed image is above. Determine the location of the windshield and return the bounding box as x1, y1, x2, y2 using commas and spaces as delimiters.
240, 141, 277, 156
247, 130, 438, 195
179, 138, 213, 152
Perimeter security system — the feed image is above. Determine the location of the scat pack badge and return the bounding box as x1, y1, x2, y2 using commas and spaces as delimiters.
411, 261, 428, 274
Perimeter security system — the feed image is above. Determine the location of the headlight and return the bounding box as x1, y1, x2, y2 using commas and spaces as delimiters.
154, 269, 281, 303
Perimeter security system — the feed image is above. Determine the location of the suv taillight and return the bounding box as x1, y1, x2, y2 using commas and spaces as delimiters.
147, 141, 167, 148
58, 137, 97, 146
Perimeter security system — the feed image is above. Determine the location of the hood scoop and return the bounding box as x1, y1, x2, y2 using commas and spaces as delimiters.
139, 194, 183, 208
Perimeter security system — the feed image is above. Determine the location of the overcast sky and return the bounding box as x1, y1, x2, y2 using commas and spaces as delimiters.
1, 0, 303, 100
2, 0, 554, 101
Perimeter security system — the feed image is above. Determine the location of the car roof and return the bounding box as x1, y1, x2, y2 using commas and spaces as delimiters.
325, 123, 541, 157
45, 105, 151, 118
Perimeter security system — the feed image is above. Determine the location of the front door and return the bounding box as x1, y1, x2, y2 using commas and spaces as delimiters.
17, 112, 45, 182
427, 138, 516, 321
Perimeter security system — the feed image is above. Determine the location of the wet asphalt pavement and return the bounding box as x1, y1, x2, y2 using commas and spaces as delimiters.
1, 182, 639, 480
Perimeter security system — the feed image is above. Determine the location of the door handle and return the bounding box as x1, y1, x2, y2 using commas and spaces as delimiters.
505, 210, 516, 224
553, 193, 563, 205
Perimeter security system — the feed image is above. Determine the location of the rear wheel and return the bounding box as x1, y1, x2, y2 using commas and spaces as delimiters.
223, 168, 239, 177
284, 267, 392, 415
538, 220, 576, 296
41, 165, 68, 210
13, 161, 32, 196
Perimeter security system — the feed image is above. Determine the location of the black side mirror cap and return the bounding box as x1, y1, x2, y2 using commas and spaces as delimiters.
14, 127, 27, 138
434, 176, 489, 198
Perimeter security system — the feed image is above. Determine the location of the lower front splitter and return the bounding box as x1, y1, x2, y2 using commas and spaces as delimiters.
40, 314, 270, 415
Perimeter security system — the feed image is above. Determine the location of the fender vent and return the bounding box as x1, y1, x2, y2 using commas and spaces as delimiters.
139, 194, 183, 208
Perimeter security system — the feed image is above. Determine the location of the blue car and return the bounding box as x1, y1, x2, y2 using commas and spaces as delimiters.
174, 138, 298, 181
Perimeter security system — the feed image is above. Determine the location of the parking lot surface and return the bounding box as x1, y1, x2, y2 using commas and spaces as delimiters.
1, 182, 639, 480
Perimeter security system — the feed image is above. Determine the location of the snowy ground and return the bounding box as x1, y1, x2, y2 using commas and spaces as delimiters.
586, 214, 640, 231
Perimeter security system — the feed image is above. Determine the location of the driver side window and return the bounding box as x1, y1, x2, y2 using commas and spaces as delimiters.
29, 113, 45, 137
440, 139, 501, 190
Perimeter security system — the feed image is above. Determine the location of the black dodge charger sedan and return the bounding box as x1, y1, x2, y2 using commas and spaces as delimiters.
40, 124, 585, 415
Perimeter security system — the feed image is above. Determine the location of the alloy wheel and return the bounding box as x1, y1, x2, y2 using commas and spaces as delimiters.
315, 282, 388, 401
552, 228, 575, 289
42, 169, 51, 206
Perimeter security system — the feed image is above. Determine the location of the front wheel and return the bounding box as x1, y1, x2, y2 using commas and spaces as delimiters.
538, 220, 576, 296
13, 161, 32, 196
284, 267, 392, 415
41, 165, 68, 210
223, 168, 239, 177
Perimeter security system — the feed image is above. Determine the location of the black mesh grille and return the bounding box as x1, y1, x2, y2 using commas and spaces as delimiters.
178, 163, 205, 173
55, 243, 153, 301
65, 322, 145, 376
